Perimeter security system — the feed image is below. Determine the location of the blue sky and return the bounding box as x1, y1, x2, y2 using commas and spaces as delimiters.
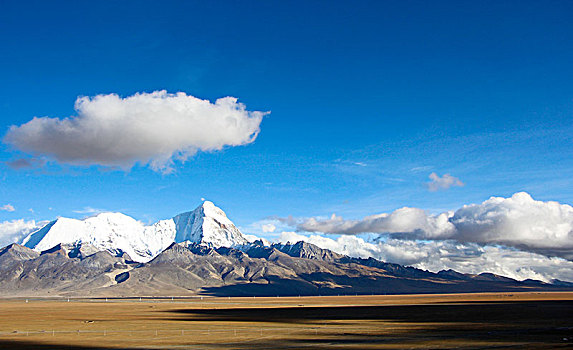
1, 0, 572, 233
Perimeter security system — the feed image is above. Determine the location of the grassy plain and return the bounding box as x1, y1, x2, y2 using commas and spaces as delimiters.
0, 292, 572, 349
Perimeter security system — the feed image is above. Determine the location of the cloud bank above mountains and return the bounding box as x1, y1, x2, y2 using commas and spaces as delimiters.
4, 91, 267, 173
278, 231, 573, 283
296, 192, 573, 260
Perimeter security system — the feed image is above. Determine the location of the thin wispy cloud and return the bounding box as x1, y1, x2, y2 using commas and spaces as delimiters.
4, 91, 267, 173
0, 204, 15, 212
410, 165, 433, 172
426, 172, 464, 191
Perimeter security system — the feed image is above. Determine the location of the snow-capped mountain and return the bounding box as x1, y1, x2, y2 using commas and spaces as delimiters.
173, 201, 248, 247
20, 201, 249, 262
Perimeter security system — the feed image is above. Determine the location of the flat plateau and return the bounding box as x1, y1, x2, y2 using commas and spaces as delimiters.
0, 292, 572, 349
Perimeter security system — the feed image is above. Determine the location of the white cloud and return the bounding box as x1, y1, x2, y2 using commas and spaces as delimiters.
262, 224, 276, 233
426, 172, 464, 191
277, 232, 573, 283
0, 219, 44, 248
299, 209, 455, 238
0, 204, 15, 212
4, 91, 267, 173
449, 192, 573, 258
295, 192, 573, 259
410, 165, 433, 173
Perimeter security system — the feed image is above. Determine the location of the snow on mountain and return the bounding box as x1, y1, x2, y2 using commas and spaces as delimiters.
173, 201, 248, 247
21, 213, 174, 262
20, 201, 250, 262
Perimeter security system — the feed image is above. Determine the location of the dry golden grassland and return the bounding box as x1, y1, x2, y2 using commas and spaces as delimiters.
0, 292, 572, 349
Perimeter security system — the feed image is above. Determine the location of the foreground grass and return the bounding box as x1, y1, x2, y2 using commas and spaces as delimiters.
0, 292, 571, 349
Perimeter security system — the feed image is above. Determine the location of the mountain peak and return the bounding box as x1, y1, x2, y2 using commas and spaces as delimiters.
0, 243, 40, 261
200, 200, 216, 209
174, 201, 248, 247
194, 200, 228, 220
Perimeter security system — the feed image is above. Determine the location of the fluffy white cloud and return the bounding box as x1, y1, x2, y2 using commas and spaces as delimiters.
300, 209, 455, 238
296, 192, 573, 259
426, 172, 464, 191
0, 204, 15, 212
4, 91, 267, 173
0, 219, 45, 248
277, 231, 573, 283
450, 192, 573, 258
262, 224, 276, 233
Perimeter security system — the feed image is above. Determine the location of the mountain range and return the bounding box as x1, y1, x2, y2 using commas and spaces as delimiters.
20, 201, 248, 262
1, 201, 571, 297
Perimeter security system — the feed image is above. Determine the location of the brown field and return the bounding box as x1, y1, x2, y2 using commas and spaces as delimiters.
0, 292, 572, 349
